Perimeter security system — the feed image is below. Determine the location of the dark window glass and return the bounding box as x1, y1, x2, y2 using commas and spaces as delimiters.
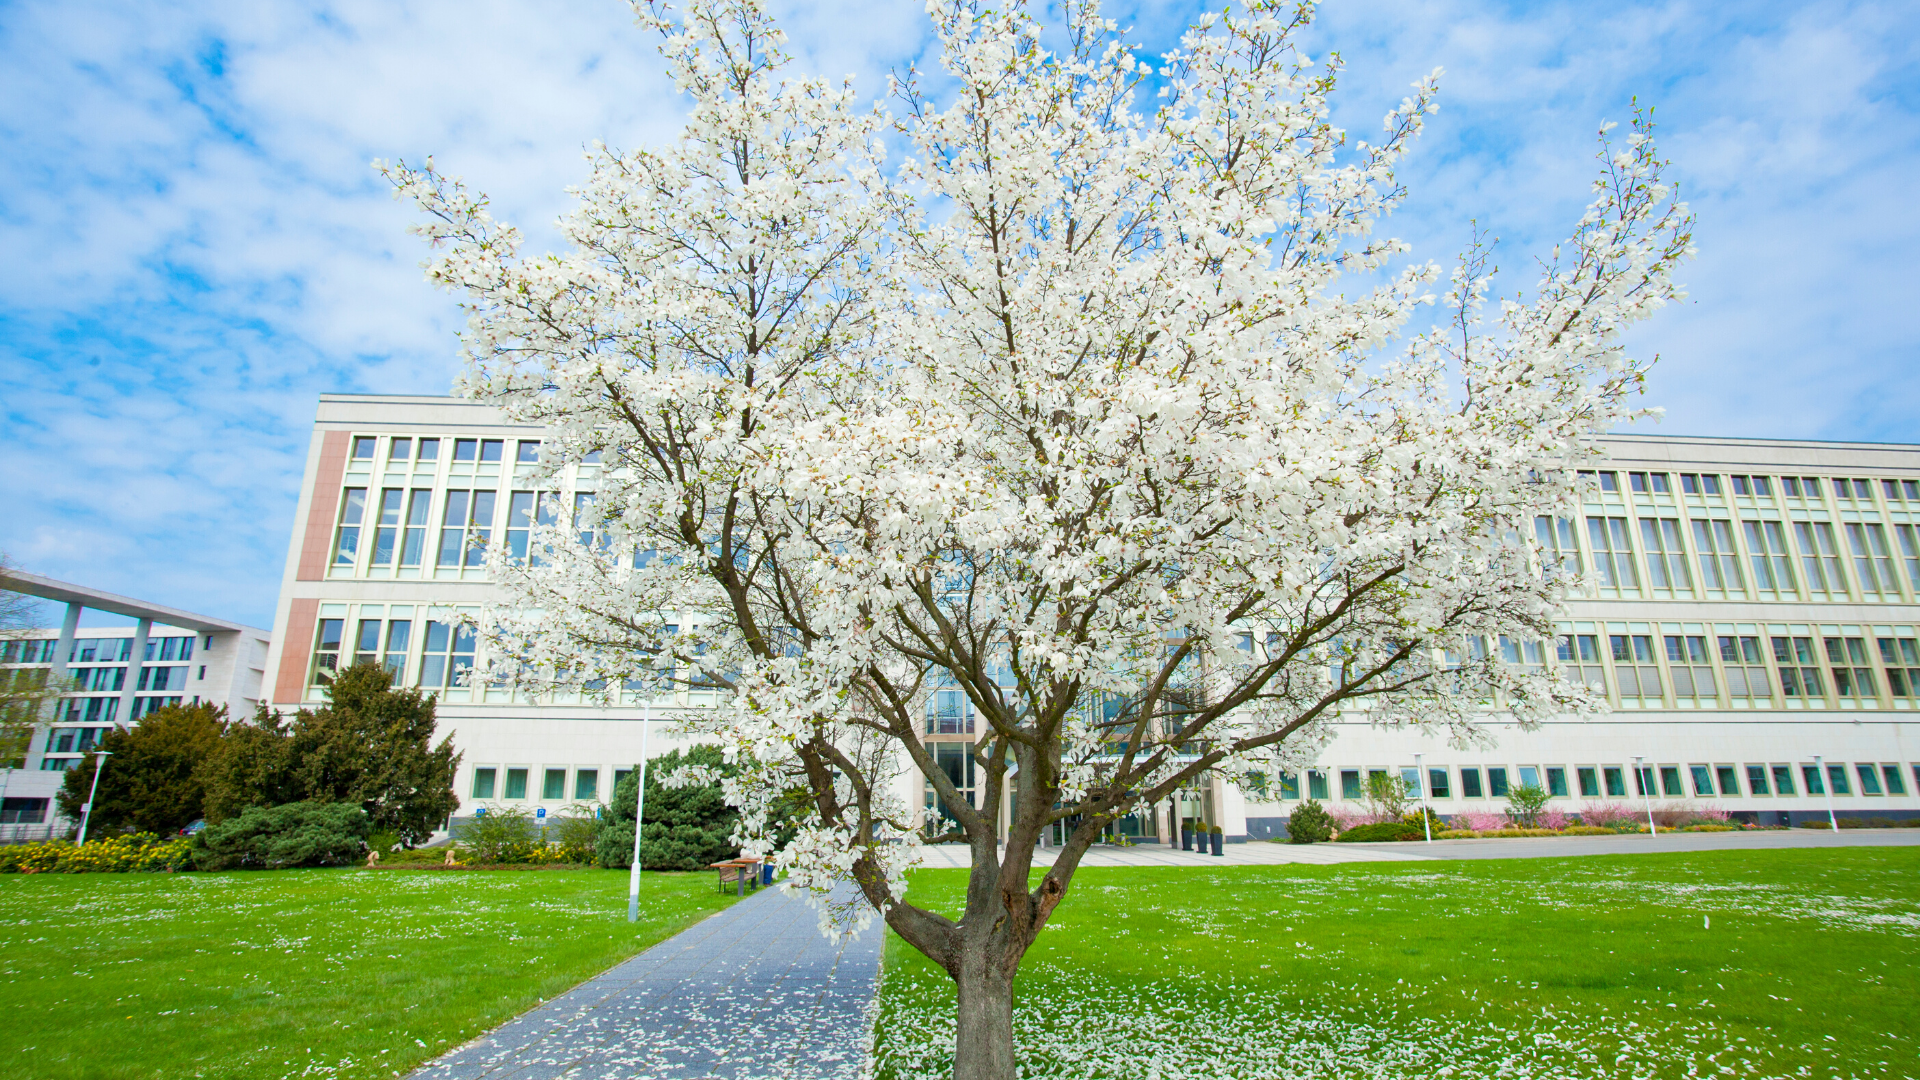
417, 438, 440, 461
390, 437, 411, 460
471, 768, 496, 799
352, 436, 376, 460
517, 441, 539, 463
453, 439, 477, 462
480, 439, 503, 462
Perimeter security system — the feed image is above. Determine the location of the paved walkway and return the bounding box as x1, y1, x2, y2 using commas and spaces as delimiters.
408, 885, 881, 1080
914, 840, 1427, 868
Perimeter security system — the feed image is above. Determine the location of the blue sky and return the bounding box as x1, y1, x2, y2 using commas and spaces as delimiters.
2, 0, 1916, 629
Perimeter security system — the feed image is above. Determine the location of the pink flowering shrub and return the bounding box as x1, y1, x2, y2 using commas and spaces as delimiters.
1536, 809, 1572, 830
1449, 810, 1506, 832
1691, 804, 1731, 823
1328, 809, 1385, 832
1577, 801, 1639, 827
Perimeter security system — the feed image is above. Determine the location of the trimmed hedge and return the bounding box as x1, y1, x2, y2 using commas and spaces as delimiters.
1333, 821, 1425, 843
0, 833, 193, 873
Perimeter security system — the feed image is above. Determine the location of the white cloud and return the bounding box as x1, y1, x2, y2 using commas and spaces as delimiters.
1, 0, 1915, 626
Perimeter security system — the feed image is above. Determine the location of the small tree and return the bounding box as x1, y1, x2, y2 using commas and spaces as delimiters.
0, 553, 73, 768
1506, 784, 1551, 827
57, 703, 225, 835
196, 706, 297, 822
1364, 772, 1413, 823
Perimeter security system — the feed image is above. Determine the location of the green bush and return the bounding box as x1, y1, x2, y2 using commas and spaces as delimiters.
1286, 801, 1333, 844
193, 801, 370, 870
1333, 821, 1425, 843
546, 805, 602, 864
0, 833, 193, 873
597, 746, 740, 870
457, 804, 542, 864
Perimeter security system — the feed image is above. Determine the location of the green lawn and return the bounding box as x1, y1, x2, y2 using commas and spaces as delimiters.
874, 849, 1920, 1080
0, 867, 736, 1080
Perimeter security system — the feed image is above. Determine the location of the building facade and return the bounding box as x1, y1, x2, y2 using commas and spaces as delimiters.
0, 572, 270, 832
265, 395, 1920, 840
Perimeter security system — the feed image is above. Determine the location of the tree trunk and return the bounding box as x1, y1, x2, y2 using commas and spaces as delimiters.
953, 945, 1016, 1080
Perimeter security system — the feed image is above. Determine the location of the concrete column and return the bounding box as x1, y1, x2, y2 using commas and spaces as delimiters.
48, 602, 82, 728
118, 618, 152, 727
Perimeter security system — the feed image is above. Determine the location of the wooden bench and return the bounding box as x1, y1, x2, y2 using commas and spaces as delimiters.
709, 857, 763, 896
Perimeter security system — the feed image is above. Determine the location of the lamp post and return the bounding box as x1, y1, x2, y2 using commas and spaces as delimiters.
627, 697, 652, 923
1814, 755, 1838, 832
76, 751, 112, 845
1413, 753, 1431, 843
1634, 755, 1657, 836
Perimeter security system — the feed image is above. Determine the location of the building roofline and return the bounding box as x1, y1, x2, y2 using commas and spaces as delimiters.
0, 571, 268, 636
1603, 431, 1920, 453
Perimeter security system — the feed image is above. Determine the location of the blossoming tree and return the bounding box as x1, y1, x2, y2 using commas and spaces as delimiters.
386, 1, 1692, 1076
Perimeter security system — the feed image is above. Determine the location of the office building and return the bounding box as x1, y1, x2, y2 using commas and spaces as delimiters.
266, 395, 1920, 839
0, 573, 270, 831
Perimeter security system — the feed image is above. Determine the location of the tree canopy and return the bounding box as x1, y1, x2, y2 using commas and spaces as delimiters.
387, 2, 1692, 1076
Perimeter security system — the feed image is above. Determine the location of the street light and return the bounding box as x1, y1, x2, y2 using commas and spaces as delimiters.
1814, 755, 1838, 832
1413, 753, 1431, 843
627, 697, 652, 923
76, 751, 112, 846
1634, 755, 1658, 837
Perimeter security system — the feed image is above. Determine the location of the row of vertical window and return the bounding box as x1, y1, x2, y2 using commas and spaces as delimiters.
468, 765, 616, 803
351, 436, 542, 466
310, 617, 474, 689
1554, 630, 1920, 704
1543, 513, 1919, 601
0, 636, 197, 665
61, 665, 193, 692
332, 488, 607, 572
1265, 761, 1916, 801
1584, 470, 1920, 506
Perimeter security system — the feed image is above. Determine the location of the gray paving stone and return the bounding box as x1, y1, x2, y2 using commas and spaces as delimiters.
409, 884, 881, 1080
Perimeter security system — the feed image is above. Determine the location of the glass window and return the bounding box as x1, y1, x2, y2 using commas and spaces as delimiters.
1545, 767, 1568, 797
1744, 520, 1796, 595
1557, 634, 1606, 691
437, 490, 496, 568
311, 619, 343, 685
517, 441, 540, 463
613, 768, 633, 792
1773, 636, 1825, 698
1689, 765, 1714, 797
1793, 521, 1847, 596
1400, 767, 1421, 798
1714, 765, 1741, 796
383, 620, 411, 683
1307, 770, 1329, 801
1719, 635, 1771, 700
1802, 764, 1825, 795
1632, 765, 1654, 797
1883, 765, 1907, 796
352, 436, 376, 460
1340, 770, 1362, 800
353, 619, 381, 668
419, 620, 476, 689
1640, 518, 1693, 592
389, 437, 411, 461
1487, 767, 1510, 798
1855, 764, 1882, 795
371, 488, 405, 566
480, 439, 504, 463
1824, 637, 1875, 699
471, 768, 496, 800
1610, 634, 1661, 698
1586, 517, 1640, 593
1460, 768, 1483, 798
1665, 635, 1716, 700
1895, 525, 1920, 593
1746, 765, 1771, 795
1826, 764, 1851, 795
418, 438, 440, 461
542, 768, 566, 800
453, 438, 477, 462
1771, 765, 1797, 796
1428, 768, 1451, 798
583, 450, 604, 464
1279, 772, 1300, 800
1691, 519, 1744, 593
401, 490, 433, 567
1844, 523, 1897, 596
1517, 766, 1540, 789
1660, 766, 1685, 797
1603, 767, 1625, 797
507, 491, 537, 562
504, 768, 528, 800
334, 488, 366, 567
575, 769, 598, 801
1534, 516, 1581, 578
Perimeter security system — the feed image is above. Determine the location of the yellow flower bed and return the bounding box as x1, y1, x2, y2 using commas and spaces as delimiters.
0, 834, 193, 874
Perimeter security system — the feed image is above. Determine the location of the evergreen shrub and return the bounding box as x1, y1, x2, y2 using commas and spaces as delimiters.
1285, 801, 1333, 844
193, 801, 370, 870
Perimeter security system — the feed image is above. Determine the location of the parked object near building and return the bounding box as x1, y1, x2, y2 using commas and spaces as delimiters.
263, 397, 1920, 843
0, 572, 270, 839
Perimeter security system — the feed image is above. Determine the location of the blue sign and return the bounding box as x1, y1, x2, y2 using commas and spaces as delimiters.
536, 807, 546, 819
474, 807, 487, 817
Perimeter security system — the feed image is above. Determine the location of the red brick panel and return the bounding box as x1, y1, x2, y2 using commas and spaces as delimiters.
273, 597, 320, 705
295, 430, 352, 581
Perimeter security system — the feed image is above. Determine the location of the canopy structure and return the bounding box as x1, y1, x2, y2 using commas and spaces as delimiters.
0, 570, 262, 636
